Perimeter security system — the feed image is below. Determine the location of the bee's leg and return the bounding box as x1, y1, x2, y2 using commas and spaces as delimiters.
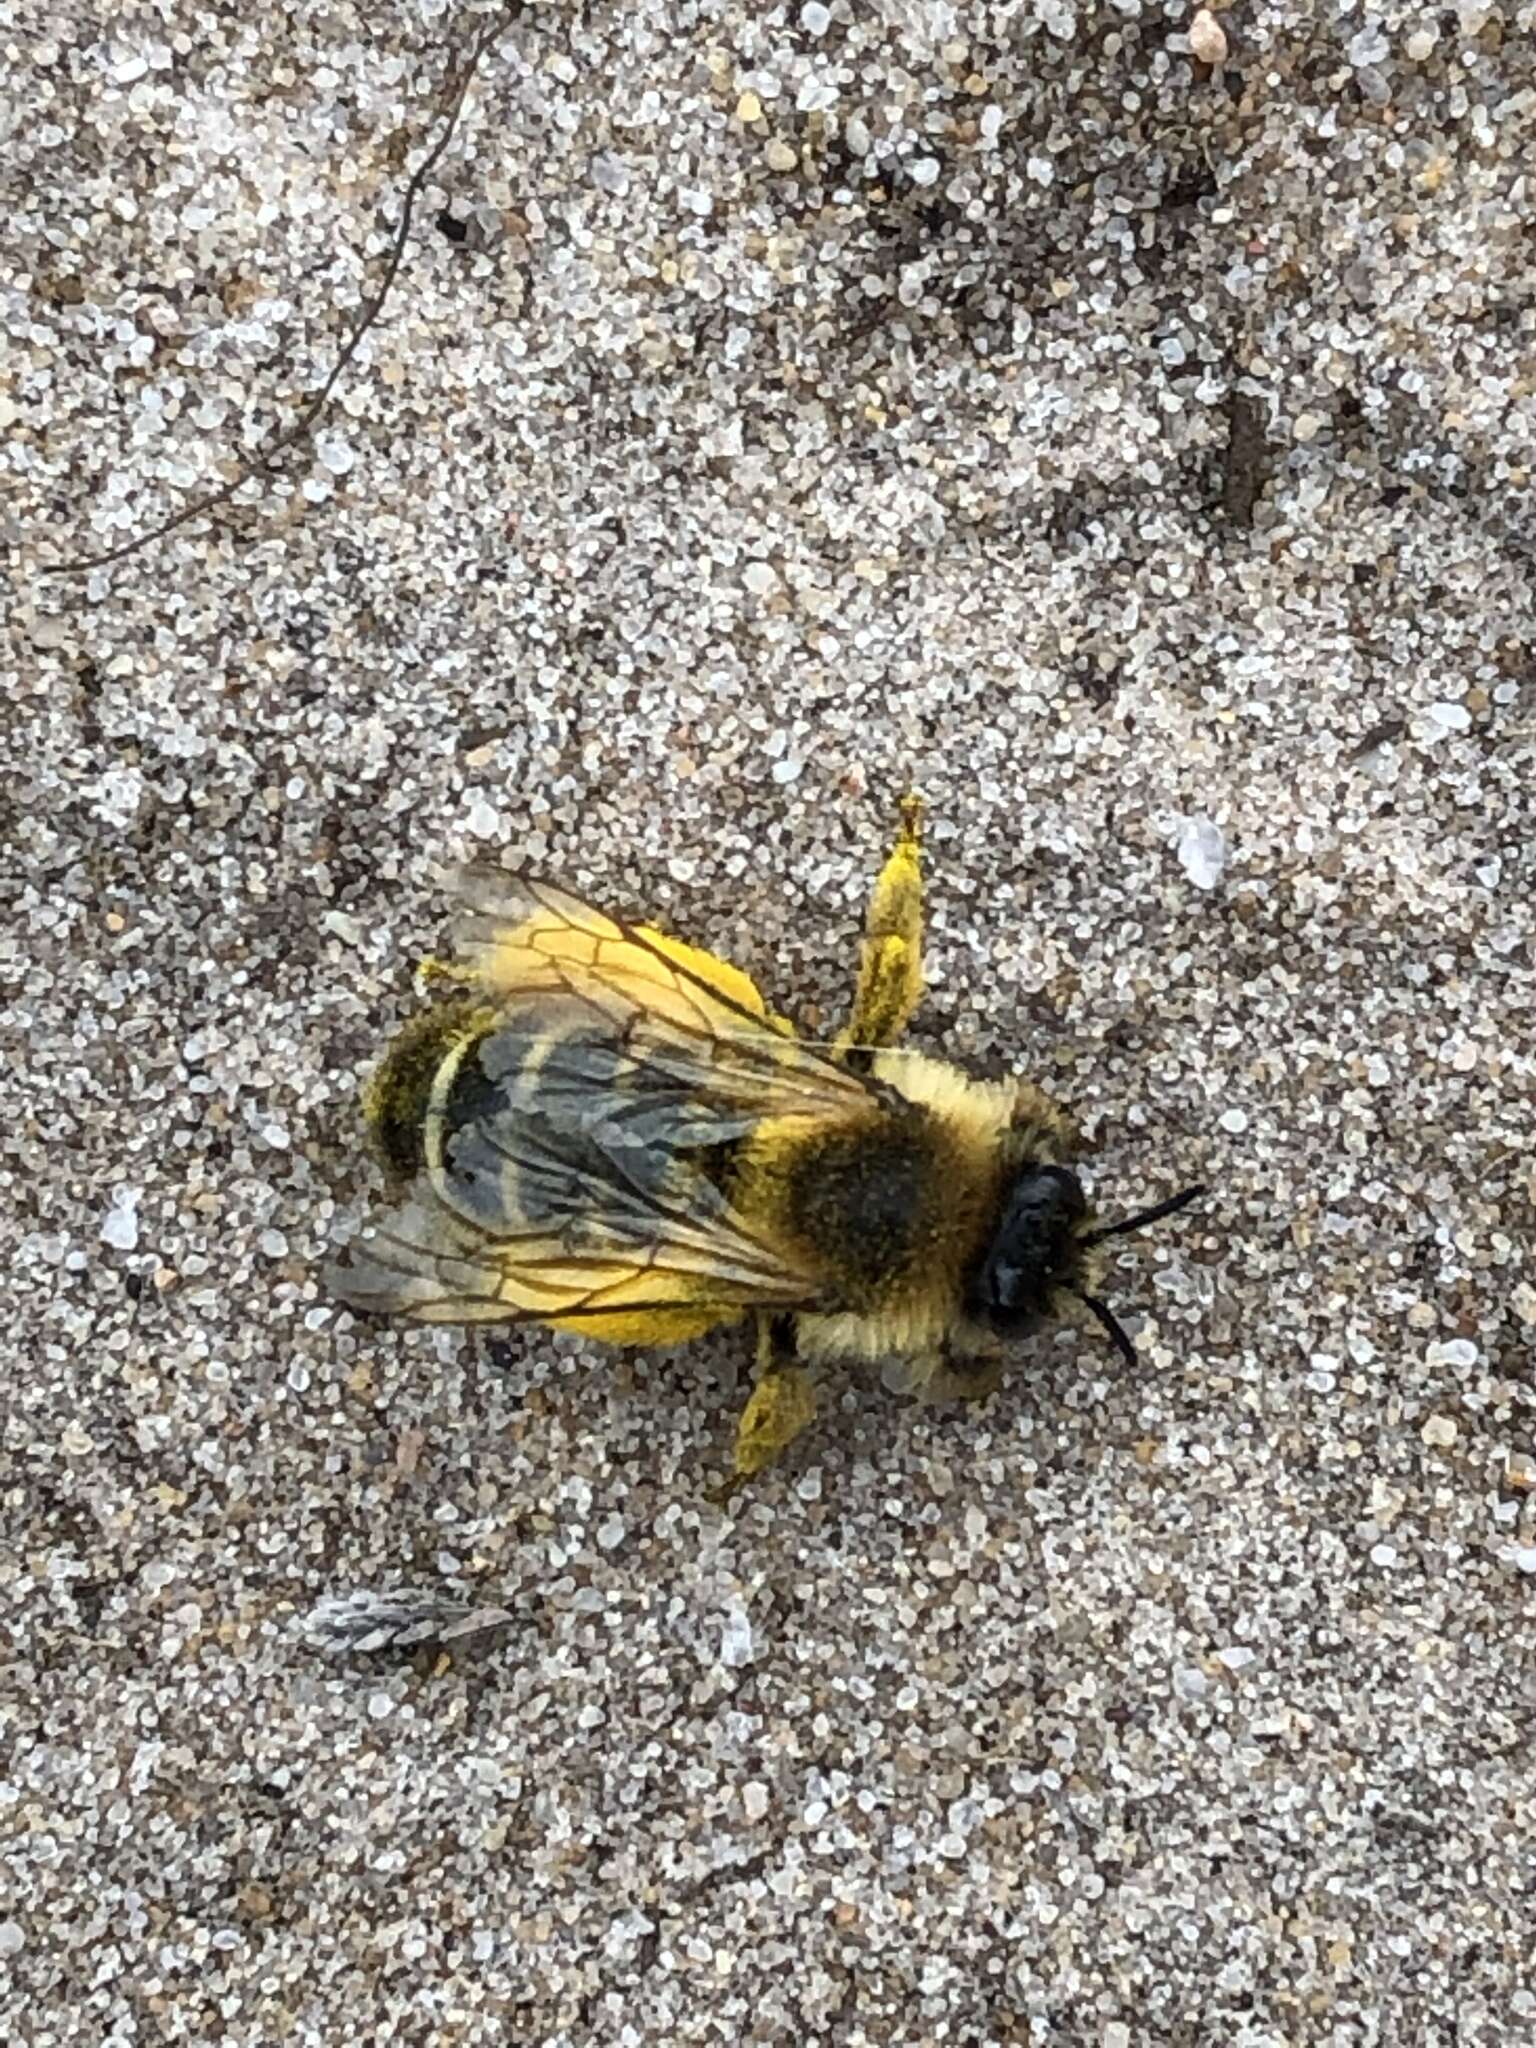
416, 954, 477, 990
921, 1354, 1006, 1405
1010, 1079, 1083, 1162
712, 1315, 817, 1500
881, 1342, 1004, 1405
836, 791, 925, 1058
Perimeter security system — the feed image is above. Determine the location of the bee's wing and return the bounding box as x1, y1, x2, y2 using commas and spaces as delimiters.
446, 867, 816, 1054
327, 872, 876, 1327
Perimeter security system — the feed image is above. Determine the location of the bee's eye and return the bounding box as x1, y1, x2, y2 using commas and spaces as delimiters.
967, 1165, 1088, 1327
1041, 1165, 1087, 1222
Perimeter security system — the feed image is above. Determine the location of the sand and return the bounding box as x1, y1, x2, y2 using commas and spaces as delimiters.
5, 3, 1534, 2042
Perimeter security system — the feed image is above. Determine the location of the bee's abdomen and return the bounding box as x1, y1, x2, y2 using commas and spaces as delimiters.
363, 1001, 492, 1185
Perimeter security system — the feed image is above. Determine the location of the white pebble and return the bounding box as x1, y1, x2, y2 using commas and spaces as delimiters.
367, 1691, 396, 1720
323, 908, 365, 946
1176, 815, 1227, 891
1428, 1338, 1478, 1369
742, 1781, 770, 1821
1218, 1107, 1249, 1134
101, 1185, 142, 1251
720, 1605, 754, 1668
466, 797, 500, 839
315, 432, 355, 476
590, 152, 631, 196
1420, 1414, 1458, 1449
1189, 10, 1229, 64
0, 1921, 23, 1957
908, 158, 941, 188
1348, 25, 1390, 66
1426, 700, 1471, 734
1506, 1546, 1536, 1576
770, 757, 803, 786
742, 560, 777, 595
800, 1, 830, 31
596, 1515, 625, 1550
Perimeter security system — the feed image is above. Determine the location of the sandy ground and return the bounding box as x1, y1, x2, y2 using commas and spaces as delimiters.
5, 3, 1535, 2043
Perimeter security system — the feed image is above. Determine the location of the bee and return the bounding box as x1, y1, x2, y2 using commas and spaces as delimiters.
326, 798, 1204, 1491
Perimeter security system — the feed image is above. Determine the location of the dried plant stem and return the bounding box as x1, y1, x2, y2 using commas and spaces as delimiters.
46, 7, 515, 578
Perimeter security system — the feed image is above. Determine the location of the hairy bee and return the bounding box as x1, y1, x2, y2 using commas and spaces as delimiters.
327, 799, 1204, 1490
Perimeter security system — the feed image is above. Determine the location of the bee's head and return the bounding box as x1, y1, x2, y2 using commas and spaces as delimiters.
968, 1164, 1089, 1325
968, 1166, 1206, 1366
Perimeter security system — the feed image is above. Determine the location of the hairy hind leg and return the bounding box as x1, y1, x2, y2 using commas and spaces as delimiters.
712, 1315, 817, 1501
836, 792, 925, 1058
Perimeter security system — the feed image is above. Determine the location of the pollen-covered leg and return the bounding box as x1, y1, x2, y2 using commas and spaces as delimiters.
837, 792, 925, 1057
733, 1366, 817, 1477
712, 1316, 817, 1499
416, 953, 479, 991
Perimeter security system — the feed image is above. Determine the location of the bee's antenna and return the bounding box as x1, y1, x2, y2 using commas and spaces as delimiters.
1082, 1182, 1207, 1248
1074, 1291, 1140, 1368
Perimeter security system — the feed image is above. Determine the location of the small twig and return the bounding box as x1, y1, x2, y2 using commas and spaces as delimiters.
45, 7, 515, 578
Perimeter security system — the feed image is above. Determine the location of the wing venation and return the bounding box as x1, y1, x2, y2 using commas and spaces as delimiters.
329, 869, 880, 1330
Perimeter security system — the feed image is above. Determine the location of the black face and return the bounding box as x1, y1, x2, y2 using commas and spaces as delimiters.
967, 1165, 1088, 1331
